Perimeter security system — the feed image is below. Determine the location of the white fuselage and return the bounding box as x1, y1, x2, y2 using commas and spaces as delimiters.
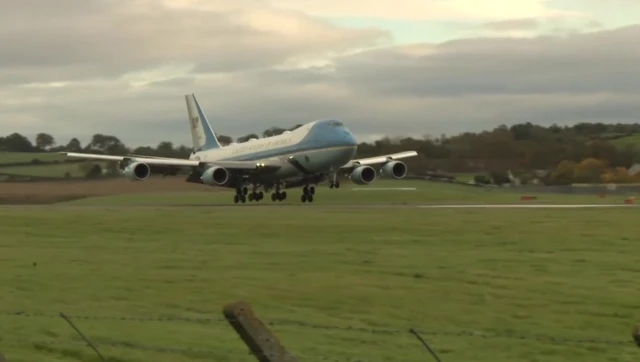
189, 120, 358, 181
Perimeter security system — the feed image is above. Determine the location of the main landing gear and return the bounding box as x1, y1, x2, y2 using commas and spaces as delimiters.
301, 185, 315, 203
328, 172, 340, 189
233, 185, 264, 203
271, 183, 287, 202
233, 186, 247, 204
271, 184, 287, 202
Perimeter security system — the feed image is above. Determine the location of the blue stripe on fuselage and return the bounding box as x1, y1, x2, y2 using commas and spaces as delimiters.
222, 120, 358, 162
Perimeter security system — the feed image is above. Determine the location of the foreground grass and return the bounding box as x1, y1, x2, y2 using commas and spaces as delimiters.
62, 180, 638, 206
0, 206, 638, 362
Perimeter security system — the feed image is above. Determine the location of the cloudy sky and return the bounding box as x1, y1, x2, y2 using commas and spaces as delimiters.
1, 0, 639, 147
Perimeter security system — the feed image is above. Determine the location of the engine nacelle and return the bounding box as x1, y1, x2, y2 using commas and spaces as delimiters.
123, 162, 151, 181
349, 165, 377, 185
380, 160, 408, 179
200, 166, 230, 186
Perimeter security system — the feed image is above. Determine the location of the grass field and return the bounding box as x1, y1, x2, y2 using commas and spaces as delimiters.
0, 152, 65, 164
0, 152, 109, 179
0, 163, 88, 178
611, 134, 640, 149
0, 186, 639, 362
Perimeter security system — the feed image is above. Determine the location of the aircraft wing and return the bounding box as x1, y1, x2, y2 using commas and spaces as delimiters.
63, 152, 282, 172
340, 151, 418, 170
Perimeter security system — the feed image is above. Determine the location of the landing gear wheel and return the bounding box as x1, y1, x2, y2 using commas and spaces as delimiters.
242, 187, 249, 195
307, 194, 314, 203
309, 186, 315, 195
258, 191, 264, 200
271, 193, 277, 202
248, 193, 254, 201
240, 195, 246, 203
301, 194, 307, 203
335, 181, 340, 188
281, 191, 287, 200
234, 194, 239, 204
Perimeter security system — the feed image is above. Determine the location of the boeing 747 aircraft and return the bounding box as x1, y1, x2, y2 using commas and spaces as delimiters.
64, 94, 418, 204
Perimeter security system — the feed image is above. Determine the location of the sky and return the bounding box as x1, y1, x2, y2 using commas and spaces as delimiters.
1, 0, 639, 147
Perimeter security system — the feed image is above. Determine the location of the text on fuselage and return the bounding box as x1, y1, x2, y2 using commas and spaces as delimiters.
230, 137, 293, 155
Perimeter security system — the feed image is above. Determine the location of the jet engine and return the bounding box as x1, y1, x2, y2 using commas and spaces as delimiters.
200, 166, 230, 186
380, 160, 408, 179
123, 162, 151, 181
349, 165, 377, 185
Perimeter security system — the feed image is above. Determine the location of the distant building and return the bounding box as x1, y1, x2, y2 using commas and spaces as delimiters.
629, 164, 640, 176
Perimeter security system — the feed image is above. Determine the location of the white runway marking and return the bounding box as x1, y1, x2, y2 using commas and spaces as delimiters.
415, 204, 637, 209
352, 187, 417, 191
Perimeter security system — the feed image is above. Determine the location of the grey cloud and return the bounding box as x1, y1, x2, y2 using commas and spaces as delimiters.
332, 25, 640, 96
585, 20, 603, 29
481, 18, 540, 32
4, 21, 640, 146
0, 0, 388, 84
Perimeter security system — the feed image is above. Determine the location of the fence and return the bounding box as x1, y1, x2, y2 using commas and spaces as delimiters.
0, 302, 638, 361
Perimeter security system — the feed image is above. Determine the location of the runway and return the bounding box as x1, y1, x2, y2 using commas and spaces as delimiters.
0, 203, 636, 209
415, 204, 638, 209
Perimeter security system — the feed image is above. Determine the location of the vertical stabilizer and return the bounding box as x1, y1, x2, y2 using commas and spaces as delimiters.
185, 93, 222, 151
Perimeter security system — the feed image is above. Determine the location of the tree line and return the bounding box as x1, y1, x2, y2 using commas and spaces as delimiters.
2, 122, 640, 184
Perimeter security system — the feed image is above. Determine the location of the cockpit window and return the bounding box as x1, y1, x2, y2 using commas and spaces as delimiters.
328, 120, 343, 127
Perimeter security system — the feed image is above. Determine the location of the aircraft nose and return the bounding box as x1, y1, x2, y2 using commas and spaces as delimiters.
343, 130, 358, 146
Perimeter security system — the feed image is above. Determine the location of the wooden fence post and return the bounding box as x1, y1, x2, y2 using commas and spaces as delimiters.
223, 301, 299, 362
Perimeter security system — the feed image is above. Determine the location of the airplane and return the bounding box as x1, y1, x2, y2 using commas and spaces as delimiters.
63, 94, 419, 204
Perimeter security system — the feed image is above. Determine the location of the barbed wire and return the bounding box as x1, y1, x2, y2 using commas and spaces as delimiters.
0, 310, 635, 347
0, 337, 384, 362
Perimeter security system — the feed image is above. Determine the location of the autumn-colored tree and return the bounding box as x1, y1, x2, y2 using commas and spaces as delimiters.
601, 167, 634, 184
573, 158, 607, 183
548, 160, 577, 185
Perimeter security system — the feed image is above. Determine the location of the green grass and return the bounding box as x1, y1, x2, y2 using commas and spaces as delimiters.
0, 152, 65, 164
0, 163, 89, 178
63, 180, 638, 206
0, 200, 639, 362
611, 134, 640, 149
0, 152, 97, 178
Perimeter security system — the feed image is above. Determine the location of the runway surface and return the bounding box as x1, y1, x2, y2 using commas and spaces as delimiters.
415, 204, 637, 209
0, 203, 637, 209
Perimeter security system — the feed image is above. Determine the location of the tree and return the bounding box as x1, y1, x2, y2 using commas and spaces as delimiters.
1, 133, 34, 152
573, 158, 607, 183
262, 127, 286, 138
548, 160, 577, 185
3, 120, 640, 178
87, 134, 128, 155
65, 138, 82, 152
601, 167, 634, 184
35, 133, 55, 150
236, 133, 259, 143
156, 141, 174, 157
216, 134, 233, 146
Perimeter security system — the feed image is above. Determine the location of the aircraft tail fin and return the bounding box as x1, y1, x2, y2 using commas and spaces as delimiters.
185, 93, 222, 152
